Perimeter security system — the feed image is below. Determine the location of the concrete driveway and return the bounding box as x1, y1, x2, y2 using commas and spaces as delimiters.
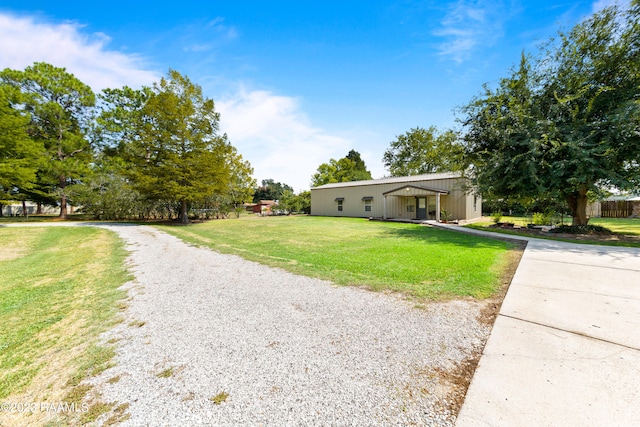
442, 226, 640, 426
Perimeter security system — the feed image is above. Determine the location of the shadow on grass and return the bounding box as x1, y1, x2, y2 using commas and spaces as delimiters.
378, 224, 519, 250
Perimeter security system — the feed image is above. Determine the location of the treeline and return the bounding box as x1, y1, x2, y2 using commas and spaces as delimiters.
0, 64, 255, 223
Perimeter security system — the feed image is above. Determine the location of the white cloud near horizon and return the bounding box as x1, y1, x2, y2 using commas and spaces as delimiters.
217, 87, 354, 192
0, 13, 159, 90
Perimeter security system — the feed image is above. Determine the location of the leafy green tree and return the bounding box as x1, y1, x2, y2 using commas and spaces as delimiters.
0, 83, 44, 197
277, 190, 311, 215
311, 150, 372, 187
461, 3, 640, 225
0, 62, 96, 218
382, 126, 463, 177
224, 146, 256, 217
98, 86, 152, 155
68, 155, 142, 220
253, 179, 294, 202
102, 70, 233, 224
297, 190, 311, 214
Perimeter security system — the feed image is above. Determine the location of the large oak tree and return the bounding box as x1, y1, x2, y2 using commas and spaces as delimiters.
461, 3, 640, 225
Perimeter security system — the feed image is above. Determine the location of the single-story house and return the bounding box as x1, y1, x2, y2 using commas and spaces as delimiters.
310, 172, 481, 222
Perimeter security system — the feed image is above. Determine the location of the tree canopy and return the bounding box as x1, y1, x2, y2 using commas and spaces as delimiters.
1, 62, 96, 218
382, 127, 463, 177
253, 179, 294, 202
0, 63, 256, 222
99, 70, 238, 223
0, 82, 43, 197
460, 2, 640, 225
311, 149, 372, 187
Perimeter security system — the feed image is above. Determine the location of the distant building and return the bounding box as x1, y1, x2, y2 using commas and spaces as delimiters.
0, 202, 61, 216
310, 172, 481, 223
246, 200, 278, 216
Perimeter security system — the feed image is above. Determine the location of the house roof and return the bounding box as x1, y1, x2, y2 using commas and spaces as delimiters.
311, 172, 462, 190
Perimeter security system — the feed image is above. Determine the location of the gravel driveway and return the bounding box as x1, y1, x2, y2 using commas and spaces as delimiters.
89, 224, 491, 426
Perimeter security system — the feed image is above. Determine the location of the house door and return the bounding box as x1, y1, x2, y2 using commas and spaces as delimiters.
427, 196, 437, 220
416, 197, 427, 219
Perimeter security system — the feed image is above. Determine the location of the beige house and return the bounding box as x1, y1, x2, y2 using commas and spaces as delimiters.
310, 172, 481, 222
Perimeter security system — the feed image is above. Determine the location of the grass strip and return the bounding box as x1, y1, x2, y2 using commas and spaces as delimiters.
0, 226, 131, 426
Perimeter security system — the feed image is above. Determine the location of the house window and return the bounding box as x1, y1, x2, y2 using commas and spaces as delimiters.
474, 196, 477, 212
362, 196, 373, 212
406, 205, 415, 213
335, 197, 344, 212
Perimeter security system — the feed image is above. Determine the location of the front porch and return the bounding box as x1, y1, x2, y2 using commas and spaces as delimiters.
381, 185, 449, 222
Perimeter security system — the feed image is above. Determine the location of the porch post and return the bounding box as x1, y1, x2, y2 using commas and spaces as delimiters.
383, 195, 387, 219
435, 193, 441, 222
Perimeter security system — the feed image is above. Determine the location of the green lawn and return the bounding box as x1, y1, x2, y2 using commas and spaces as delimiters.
158, 215, 517, 300
0, 226, 131, 426
467, 216, 640, 247
590, 217, 640, 236
0, 213, 95, 223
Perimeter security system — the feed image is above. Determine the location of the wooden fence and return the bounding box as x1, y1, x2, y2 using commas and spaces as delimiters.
600, 201, 634, 218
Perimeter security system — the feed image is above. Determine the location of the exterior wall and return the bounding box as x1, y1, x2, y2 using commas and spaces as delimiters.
310, 174, 481, 221
464, 193, 482, 223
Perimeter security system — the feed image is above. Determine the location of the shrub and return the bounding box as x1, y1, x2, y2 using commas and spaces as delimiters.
491, 211, 503, 224
440, 209, 453, 222
532, 211, 554, 225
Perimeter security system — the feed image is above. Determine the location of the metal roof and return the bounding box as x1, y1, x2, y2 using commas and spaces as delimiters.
311, 172, 462, 190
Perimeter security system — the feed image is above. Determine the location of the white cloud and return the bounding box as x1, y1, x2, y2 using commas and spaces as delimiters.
0, 12, 358, 192
433, 1, 506, 63
591, 0, 630, 12
217, 87, 354, 192
0, 13, 159, 90
182, 17, 238, 53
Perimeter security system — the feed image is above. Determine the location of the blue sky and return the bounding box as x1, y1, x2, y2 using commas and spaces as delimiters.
0, 0, 623, 191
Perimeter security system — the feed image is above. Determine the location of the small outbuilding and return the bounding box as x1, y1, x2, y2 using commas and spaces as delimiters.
310, 172, 481, 222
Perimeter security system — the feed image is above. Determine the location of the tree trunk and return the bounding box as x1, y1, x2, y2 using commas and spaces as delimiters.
22, 200, 28, 218
36, 202, 43, 215
180, 199, 189, 224
567, 186, 589, 226
59, 175, 68, 219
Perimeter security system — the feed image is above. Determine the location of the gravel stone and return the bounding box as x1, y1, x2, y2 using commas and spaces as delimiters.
89, 224, 490, 426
